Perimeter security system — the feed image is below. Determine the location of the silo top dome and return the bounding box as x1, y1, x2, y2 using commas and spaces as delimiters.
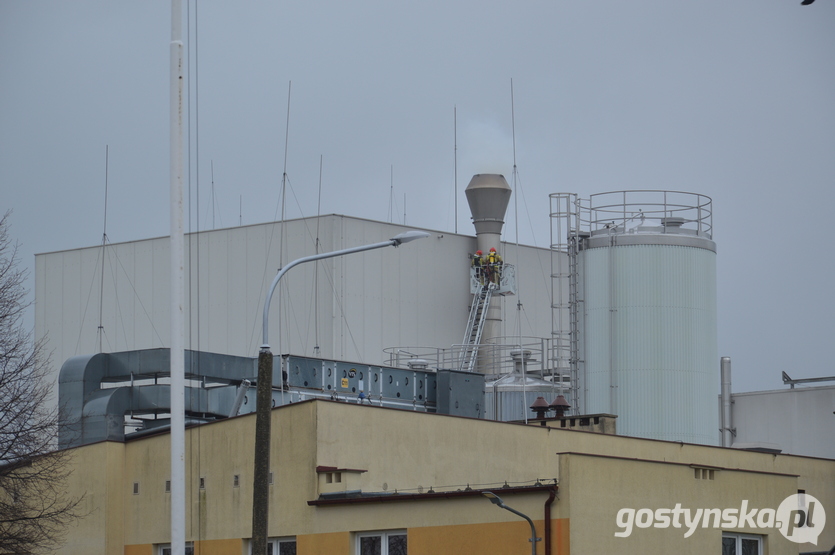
578, 190, 716, 252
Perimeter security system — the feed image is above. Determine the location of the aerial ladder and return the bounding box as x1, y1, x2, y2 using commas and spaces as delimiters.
458, 282, 495, 372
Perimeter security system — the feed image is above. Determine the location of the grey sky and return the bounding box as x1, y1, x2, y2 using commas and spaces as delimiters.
1, 1, 833, 393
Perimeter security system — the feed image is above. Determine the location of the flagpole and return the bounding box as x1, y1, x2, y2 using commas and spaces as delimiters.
169, 0, 186, 553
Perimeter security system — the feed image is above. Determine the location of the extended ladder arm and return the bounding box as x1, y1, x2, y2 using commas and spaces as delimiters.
458, 282, 494, 372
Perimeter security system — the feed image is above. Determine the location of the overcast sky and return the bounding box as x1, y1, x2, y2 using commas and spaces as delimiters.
1, 1, 833, 393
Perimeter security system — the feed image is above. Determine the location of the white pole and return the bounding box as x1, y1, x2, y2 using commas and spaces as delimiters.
169, 0, 185, 554
721, 357, 733, 448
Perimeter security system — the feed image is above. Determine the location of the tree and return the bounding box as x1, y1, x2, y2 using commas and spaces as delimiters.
0, 211, 83, 554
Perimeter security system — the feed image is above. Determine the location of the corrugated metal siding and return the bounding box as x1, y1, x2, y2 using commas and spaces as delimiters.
581, 243, 718, 444
36, 215, 556, 413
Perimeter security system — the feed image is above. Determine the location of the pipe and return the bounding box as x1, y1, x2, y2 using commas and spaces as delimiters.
721, 357, 732, 447
544, 486, 557, 555
229, 379, 251, 417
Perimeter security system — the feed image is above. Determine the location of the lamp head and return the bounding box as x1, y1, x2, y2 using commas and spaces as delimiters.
390, 230, 431, 246
482, 491, 505, 507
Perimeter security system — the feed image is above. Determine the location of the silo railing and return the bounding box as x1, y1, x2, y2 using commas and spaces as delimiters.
581, 190, 713, 239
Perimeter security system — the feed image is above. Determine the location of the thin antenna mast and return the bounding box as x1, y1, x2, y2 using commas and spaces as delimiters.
313, 155, 323, 355
510, 78, 527, 424
211, 160, 215, 229
454, 105, 458, 234
511, 79, 520, 256
278, 81, 292, 351
389, 165, 394, 223
97, 145, 109, 354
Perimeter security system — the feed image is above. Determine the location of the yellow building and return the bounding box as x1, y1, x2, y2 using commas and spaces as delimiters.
60, 399, 833, 555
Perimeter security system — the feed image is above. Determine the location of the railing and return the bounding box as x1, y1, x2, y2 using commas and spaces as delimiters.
383, 337, 557, 378
581, 190, 713, 239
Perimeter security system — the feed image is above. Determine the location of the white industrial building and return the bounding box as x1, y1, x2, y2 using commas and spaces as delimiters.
36, 212, 550, 376
37, 174, 833, 455
726, 381, 835, 460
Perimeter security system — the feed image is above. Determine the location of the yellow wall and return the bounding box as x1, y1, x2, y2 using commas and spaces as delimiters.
60, 441, 125, 555
124, 539, 241, 555
297, 531, 351, 555
124, 545, 152, 555
562, 452, 800, 553
409, 520, 563, 555
56, 400, 835, 554
194, 538, 244, 555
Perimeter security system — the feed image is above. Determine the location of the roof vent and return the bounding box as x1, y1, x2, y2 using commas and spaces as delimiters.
406, 358, 429, 370
530, 397, 550, 420
548, 395, 571, 419
661, 216, 686, 228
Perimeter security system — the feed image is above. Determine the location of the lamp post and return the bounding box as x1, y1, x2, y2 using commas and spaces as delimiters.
251, 230, 430, 555
482, 491, 541, 555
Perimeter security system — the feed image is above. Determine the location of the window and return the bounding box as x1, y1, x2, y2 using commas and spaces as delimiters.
268, 539, 296, 555
249, 538, 296, 555
357, 530, 407, 555
133, 482, 140, 495
158, 543, 194, 555
722, 533, 762, 555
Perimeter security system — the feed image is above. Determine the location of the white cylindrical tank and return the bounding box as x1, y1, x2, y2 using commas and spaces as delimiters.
579, 191, 718, 445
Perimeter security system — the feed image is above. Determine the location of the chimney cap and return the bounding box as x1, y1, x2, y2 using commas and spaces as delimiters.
465, 174, 512, 235
549, 395, 571, 409
530, 397, 549, 410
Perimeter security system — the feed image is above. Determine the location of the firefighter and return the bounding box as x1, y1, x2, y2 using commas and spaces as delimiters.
487, 247, 503, 285
471, 250, 485, 284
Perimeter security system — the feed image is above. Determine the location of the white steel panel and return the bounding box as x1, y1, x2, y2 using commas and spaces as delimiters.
582, 243, 717, 444
36, 215, 555, 411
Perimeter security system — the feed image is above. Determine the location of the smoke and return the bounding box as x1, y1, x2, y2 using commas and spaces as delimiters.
458, 119, 514, 178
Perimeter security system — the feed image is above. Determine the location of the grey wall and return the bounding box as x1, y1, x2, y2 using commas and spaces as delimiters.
727, 385, 835, 459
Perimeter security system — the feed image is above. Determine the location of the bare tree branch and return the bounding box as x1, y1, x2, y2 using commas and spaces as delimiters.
0, 212, 84, 554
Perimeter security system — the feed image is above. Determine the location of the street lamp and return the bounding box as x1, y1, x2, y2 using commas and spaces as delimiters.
482, 491, 541, 555
251, 230, 430, 555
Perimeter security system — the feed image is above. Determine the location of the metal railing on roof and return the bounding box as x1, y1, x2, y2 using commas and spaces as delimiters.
383, 336, 564, 380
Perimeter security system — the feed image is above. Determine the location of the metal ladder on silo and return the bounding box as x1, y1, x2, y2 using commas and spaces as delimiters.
550, 193, 582, 413
458, 282, 495, 372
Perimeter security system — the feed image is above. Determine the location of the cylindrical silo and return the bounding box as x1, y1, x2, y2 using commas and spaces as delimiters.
579, 191, 718, 445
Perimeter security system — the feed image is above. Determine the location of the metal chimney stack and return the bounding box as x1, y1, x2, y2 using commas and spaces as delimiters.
465, 174, 512, 245
465, 174, 511, 369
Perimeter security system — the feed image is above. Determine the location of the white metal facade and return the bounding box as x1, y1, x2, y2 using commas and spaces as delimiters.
35, 215, 554, 402
581, 243, 718, 445
728, 385, 835, 459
